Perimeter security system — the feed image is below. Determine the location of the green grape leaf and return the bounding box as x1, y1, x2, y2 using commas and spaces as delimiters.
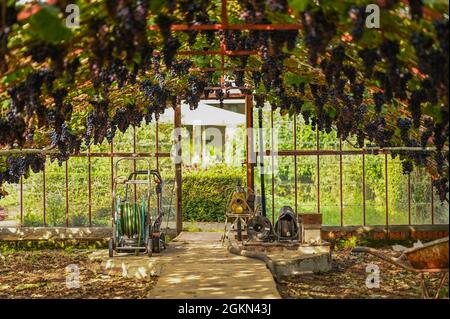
28, 5, 73, 44
288, 0, 310, 12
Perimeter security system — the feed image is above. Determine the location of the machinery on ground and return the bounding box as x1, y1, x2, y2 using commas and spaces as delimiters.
222, 184, 257, 242
109, 158, 166, 257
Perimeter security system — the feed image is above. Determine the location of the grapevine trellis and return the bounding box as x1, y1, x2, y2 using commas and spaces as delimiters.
0, 0, 449, 219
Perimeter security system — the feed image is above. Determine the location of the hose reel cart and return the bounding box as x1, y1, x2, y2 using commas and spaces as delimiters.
109, 158, 166, 257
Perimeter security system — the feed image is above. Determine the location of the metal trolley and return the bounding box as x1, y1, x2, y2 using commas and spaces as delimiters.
109, 157, 166, 257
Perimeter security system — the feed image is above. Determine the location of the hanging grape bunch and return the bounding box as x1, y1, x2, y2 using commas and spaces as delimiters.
0, 0, 448, 203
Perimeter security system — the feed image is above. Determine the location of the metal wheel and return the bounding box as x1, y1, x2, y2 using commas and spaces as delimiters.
108, 238, 114, 257
159, 233, 166, 250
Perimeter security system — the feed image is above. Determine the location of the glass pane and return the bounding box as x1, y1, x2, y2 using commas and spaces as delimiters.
319, 131, 339, 150
365, 155, 386, 225
91, 157, 112, 226
45, 161, 66, 226
387, 156, 409, 225
0, 182, 20, 225
296, 115, 317, 150
22, 169, 44, 226
434, 186, 449, 224
273, 110, 294, 151
158, 123, 175, 153
411, 168, 432, 224
274, 156, 295, 216
342, 155, 363, 226
68, 157, 89, 226
136, 120, 156, 154
114, 127, 135, 153
320, 155, 340, 226
297, 156, 318, 214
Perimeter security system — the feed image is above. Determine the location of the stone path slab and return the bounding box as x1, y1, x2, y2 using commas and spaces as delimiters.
91, 232, 280, 299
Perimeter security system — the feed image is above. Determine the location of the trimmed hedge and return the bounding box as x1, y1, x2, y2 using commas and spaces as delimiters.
182, 165, 246, 222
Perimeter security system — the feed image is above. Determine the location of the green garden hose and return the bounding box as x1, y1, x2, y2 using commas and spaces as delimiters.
118, 197, 146, 240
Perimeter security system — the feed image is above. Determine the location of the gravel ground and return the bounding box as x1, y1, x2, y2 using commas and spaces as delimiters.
0, 249, 157, 299
278, 247, 449, 299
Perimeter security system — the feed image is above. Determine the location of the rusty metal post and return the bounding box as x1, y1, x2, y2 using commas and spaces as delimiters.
271, 109, 275, 224
362, 152, 366, 226
156, 120, 161, 218
431, 176, 434, 225
133, 126, 137, 203
65, 160, 69, 227
43, 167, 46, 226
294, 115, 298, 214
88, 146, 92, 227
316, 129, 320, 214
245, 95, 255, 192
110, 141, 114, 227
339, 138, 343, 227
385, 153, 389, 237
20, 176, 23, 226
408, 173, 411, 225
174, 100, 183, 234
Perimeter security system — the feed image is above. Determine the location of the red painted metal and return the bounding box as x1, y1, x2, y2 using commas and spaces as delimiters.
385, 154, 389, 236
245, 95, 255, 192
271, 109, 275, 225
110, 142, 114, 227
339, 139, 343, 227
431, 176, 435, 225
294, 115, 298, 214
316, 129, 320, 214
88, 146, 92, 227
43, 167, 46, 226
175, 101, 183, 234
362, 153, 366, 226
408, 173, 411, 225
65, 160, 69, 227
20, 176, 23, 225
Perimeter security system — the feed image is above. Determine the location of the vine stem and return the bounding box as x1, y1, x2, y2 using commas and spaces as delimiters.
0, 148, 56, 155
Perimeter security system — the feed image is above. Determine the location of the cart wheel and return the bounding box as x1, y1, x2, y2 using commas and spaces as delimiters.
152, 236, 161, 253
160, 233, 166, 250
108, 238, 114, 258
147, 239, 153, 257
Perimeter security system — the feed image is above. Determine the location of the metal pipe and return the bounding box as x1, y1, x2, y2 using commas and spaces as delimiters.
385, 154, 389, 237
88, 146, 92, 227
316, 129, 320, 214
362, 153, 366, 226
20, 176, 23, 226
65, 160, 69, 227
258, 106, 267, 217
43, 167, 46, 226
294, 115, 298, 214
245, 95, 255, 192
110, 142, 114, 227
271, 109, 275, 224
431, 176, 435, 225
174, 100, 183, 234
408, 173, 411, 225
339, 139, 343, 227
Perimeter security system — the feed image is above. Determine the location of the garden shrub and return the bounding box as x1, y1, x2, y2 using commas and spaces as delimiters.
182, 165, 246, 222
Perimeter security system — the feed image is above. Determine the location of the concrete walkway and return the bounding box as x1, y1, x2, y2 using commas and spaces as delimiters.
90, 232, 280, 299
149, 232, 280, 299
